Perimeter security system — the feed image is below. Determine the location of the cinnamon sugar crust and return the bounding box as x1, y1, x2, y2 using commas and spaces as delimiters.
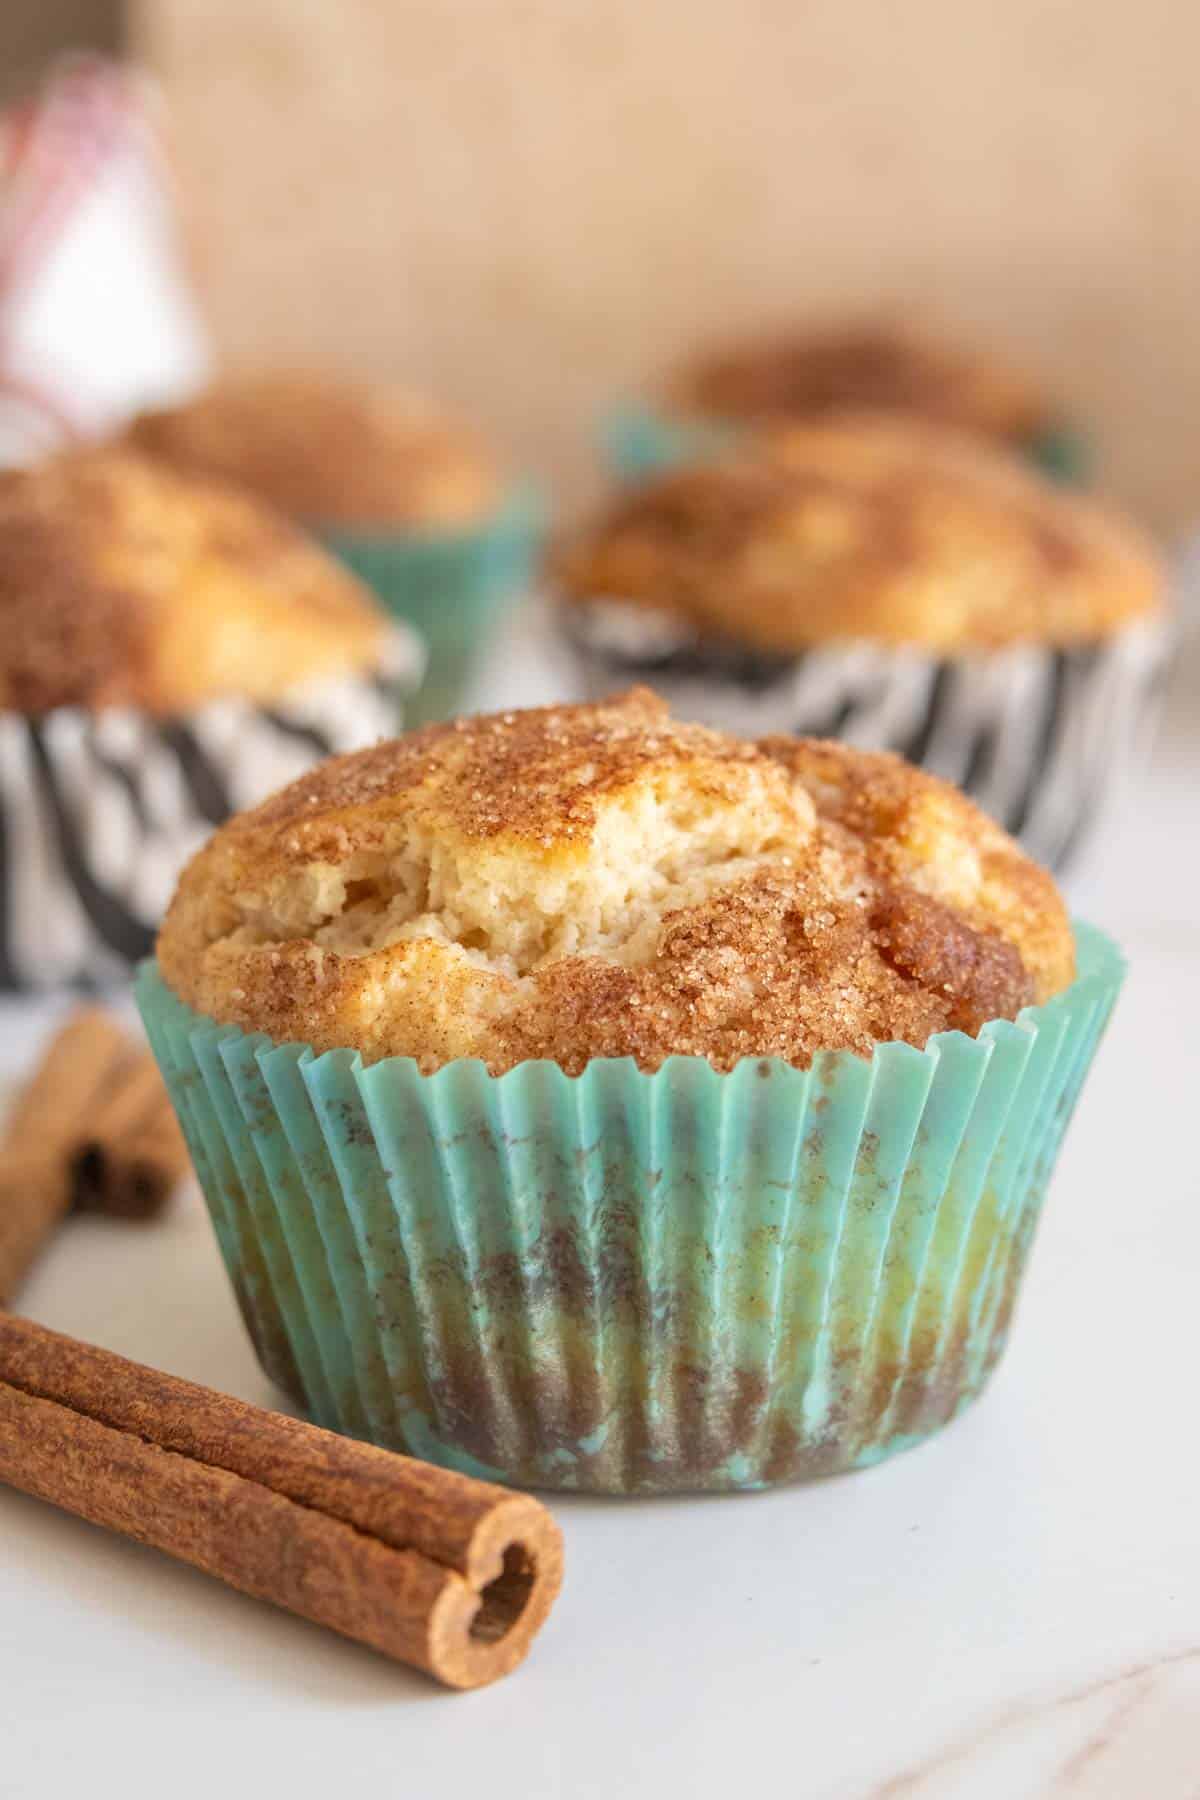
126, 371, 500, 529
664, 322, 1053, 444
554, 414, 1163, 652
157, 689, 1075, 1074
0, 448, 390, 715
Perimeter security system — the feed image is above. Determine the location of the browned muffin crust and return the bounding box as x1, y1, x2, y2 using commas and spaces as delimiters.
157, 689, 1075, 1074
126, 371, 500, 529
0, 448, 390, 715
664, 321, 1053, 444
554, 415, 1163, 652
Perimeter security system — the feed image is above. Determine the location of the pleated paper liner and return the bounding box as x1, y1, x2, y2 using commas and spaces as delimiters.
0, 636, 420, 992
558, 601, 1173, 874
601, 405, 1091, 486
137, 923, 1123, 1495
320, 483, 544, 724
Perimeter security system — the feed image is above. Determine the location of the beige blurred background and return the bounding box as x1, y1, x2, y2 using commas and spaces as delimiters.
5, 1, 1198, 528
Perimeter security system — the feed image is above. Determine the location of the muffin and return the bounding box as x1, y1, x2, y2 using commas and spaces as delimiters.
139, 689, 1124, 1494
0, 446, 420, 988
127, 371, 542, 722
126, 371, 499, 529
607, 320, 1088, 485
556, 416, 1170, 869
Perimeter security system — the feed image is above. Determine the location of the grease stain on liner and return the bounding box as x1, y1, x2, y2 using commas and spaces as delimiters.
138, 922, 1123, 1495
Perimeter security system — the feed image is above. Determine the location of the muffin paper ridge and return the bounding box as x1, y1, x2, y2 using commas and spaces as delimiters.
559, 598, 1172, 871
0, 634, 420, 990
137, 923, 1124, 1494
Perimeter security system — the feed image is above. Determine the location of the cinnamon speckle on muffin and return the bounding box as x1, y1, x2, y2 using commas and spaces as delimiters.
157, 688, 1075, 1073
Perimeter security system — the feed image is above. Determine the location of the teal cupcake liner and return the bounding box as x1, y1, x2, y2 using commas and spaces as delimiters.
137, 923, 1122, 1495
319, 483, 544, 724
602, 407, 737, 482
602, 405, 1091, 486
1023, 423, 1092, 485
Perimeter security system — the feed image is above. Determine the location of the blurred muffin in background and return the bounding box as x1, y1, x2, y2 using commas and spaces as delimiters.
607, 320, 1087, 486
0, 446, 420, 988
556, 413, 1169, 870
127, 370, 542, 723
127, 370, 499, 529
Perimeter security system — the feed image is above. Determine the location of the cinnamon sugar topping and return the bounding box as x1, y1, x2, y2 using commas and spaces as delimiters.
665, 322, 1052, 444
158, 691, 1075, 1075
554, 414, 1162, 652
0, 448, 388, 715
126, 371, 499, 529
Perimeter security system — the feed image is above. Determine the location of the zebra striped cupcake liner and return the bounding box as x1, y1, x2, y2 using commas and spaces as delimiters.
559, 601, 1173, 871
0, 630, 422, 990
137, 922, 1122, 1496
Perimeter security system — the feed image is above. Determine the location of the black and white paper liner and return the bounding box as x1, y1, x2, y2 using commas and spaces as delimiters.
0, 635, 422, 990
560, 601, 1173, 870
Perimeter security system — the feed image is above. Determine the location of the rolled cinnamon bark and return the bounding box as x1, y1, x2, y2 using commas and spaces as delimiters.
71, 1055, 190, 1220
0, 1009, 130, 1302
0, 1314, 564, 1688
0, 1009, 192, 1302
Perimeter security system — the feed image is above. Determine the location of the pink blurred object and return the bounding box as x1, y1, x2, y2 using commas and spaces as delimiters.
0, 54, 210, 465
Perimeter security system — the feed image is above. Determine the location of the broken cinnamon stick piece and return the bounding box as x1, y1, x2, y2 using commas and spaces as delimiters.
0, 1009, 132, 1303
0, 1314, 564, 1689
3, 1008, 128, 1150
71, 1058, 189, 1220
0, 1153, 71, 1311
0, 1008, 191, 1300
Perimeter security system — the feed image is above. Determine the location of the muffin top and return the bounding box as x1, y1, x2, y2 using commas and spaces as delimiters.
663, 321, 1053, 445
126, 371, 500, 529
157, 688, 1075, 1075
555, 415, 1162, 652
0, 448, 393, 716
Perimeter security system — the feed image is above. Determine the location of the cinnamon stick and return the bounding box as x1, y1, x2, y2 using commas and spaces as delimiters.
71, 1055, 189, 1221
0, 1009, 130, 1303
0, 1314, 564, 1688
0, 1008, 190, 1302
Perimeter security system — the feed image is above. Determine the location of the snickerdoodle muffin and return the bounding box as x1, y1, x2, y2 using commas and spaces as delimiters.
126, 371, 500, 531
139, 691, 1123, 1493
0, 447, 419, 987
127, 371, 540, 723
558, 416, 1170, 868
157, 688, 1074, 1072
609, 319, 1086, 484
668, 322, 1059, 447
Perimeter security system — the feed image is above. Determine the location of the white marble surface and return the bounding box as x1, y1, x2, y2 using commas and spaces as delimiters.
2, 613, 1199, 1800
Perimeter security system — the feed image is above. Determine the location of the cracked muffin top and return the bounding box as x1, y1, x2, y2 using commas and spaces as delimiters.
125, 370, 500, 529
555, 415, 1162, 653
157, 688, 1075, 1074
662, 321, 1055, 446
0, 448, 393, 715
